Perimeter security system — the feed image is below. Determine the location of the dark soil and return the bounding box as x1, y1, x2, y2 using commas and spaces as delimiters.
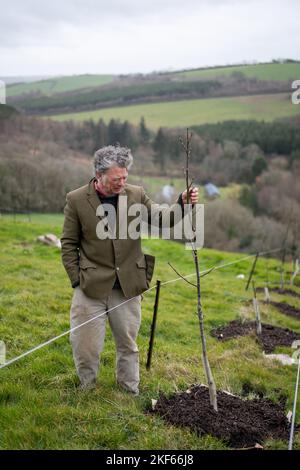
152, 385, 290, 448
256, 287, 300, 299
211, 320, 300, 353
267, 301, 300, 320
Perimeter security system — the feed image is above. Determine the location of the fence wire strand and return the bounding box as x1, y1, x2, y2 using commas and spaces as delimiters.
0, 246, 287, 371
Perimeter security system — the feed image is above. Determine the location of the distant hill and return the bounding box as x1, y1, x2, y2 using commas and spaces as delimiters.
1, 76, 55, 85
6, 62, 300, 114
6, 74, 115, 98
5, 62, 300, 127
6, 62, 300, 100
49, 92, 300, 129
175, 62, 300, 82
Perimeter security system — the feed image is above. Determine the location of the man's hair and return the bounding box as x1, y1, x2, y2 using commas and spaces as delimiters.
94, 145, 133, 174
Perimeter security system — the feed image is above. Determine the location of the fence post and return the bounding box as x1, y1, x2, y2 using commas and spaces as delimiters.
146, 280, 161, 371
252, 281, 262, 336
245, 252, 259, 291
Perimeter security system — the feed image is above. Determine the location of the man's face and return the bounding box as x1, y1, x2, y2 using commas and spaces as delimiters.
98, 166, 128, 195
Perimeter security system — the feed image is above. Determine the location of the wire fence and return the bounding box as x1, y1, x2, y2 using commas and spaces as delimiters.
0, 245, 293, 371
0, 244, 299, 449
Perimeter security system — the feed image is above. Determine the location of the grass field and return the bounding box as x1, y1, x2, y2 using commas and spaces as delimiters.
6, 63, 300, 100
177, 63, 300, 82
0, 214, 299, 450
6, 74, 115, 98
49, 93, 300, 129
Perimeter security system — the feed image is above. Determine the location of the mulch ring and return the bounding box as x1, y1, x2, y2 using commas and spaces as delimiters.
256, 287, 300, 299
266, 301, 300, 320
211, 320, 300, 353
152, 385, 290, 448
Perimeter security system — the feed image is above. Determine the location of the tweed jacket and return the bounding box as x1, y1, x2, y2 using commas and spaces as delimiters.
61, 179, 183, 300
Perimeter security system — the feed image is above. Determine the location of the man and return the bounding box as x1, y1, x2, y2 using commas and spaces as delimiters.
61, 145, 198, 394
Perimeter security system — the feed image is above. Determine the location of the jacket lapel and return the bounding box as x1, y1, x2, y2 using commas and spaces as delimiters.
86, 180, 130, 239
87, 179, 114, 237
87, 178, 101, 215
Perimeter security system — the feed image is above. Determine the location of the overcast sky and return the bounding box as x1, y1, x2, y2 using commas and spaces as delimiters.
0, 0, 299, 77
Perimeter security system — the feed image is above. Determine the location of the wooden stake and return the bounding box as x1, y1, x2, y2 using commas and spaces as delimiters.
288, 351, 300, 450
290, 258, 299, 286
146, 280, 161, 371
245, 252, 259, 291
280, 248, 286, 291
264, 286, 270, 303
252, 281, 262, 336
264, 256, 271, 302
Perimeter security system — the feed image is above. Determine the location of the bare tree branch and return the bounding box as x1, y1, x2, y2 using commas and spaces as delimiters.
168, 262, 198, 288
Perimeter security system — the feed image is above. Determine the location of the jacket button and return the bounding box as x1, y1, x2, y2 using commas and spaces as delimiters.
116, 267, 120, 271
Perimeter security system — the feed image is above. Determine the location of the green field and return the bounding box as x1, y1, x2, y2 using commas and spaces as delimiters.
0, 214, 299, 449
178, 63, 300, 82
6, 74, 115, 98
49, 93, 300, 129
6, 63, 300, 101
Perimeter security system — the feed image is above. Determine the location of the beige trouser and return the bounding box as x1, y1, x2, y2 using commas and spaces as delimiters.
70, 287, 141, 393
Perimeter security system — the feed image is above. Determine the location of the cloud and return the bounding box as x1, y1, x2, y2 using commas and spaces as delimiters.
0, 0, 265, 46
0, 0, 299, 75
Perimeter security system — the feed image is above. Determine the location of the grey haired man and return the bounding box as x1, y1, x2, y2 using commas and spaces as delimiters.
61, 145, 198, 394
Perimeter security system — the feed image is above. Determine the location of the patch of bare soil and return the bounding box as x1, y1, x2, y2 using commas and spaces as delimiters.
152, 385, 290, 448
256, 287, 300, 299
267, 301, 300, 320
211, 320, 300, 353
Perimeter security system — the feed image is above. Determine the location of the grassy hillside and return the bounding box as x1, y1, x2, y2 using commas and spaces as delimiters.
0, 215, 299, 449
7, 63, 300, 101
6, 62, 296, 117
6, 74, 115, 98
50, 93, 300, 129
177, 62, 300, 82
11, 79, 220, 114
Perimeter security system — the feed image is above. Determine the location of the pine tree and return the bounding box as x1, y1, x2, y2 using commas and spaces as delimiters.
107, 119, 121, 145
139, 116, 150, 145
153, 127, 167, 172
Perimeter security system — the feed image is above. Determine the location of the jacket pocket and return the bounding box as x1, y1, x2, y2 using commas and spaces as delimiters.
145, 254, 155, 283
79, 259, 97, 269
136, 255, 155, 285
79, 259, 97, 291
136, 257, 147, 269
